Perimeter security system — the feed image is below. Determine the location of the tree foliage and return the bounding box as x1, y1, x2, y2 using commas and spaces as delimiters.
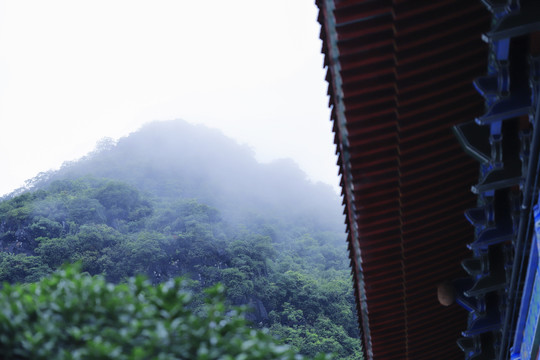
0, 121, 362, 359
0, 177, 362, 359
0, 264, 332, 360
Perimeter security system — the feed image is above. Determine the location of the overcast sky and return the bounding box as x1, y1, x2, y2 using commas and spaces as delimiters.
0, 0, 338, 197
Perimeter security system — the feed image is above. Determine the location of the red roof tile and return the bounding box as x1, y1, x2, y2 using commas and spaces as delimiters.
316, 0, 490, 358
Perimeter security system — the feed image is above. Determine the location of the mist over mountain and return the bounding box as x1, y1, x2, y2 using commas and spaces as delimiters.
0, 120, 361, 359
24, 120, 343, 232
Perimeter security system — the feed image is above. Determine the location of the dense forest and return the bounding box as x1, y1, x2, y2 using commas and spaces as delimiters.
0, 120, 361, 359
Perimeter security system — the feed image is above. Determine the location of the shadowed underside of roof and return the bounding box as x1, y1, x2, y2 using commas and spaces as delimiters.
316, 1, 490, 359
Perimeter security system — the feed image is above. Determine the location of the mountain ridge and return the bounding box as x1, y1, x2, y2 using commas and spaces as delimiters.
13, 120, 343, 232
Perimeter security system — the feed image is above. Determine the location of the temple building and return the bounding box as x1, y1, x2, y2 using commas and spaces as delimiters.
316, 1, 540, 359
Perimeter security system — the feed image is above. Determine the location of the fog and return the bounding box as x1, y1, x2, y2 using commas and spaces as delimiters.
0, 120, 361, 358
19, 120, 344, 232
0, 0, 337, 197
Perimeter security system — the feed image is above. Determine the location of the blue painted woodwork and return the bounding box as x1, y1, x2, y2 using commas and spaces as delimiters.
510, 203, 540, 360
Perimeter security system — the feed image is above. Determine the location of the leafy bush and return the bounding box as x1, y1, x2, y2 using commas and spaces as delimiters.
0, 265, 331, 360
0, 177, 361, 358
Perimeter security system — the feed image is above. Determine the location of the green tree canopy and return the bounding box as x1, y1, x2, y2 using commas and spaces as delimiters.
0, 265, 331, 360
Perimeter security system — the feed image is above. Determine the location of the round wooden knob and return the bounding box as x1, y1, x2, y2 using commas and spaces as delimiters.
437, 282, 456, 306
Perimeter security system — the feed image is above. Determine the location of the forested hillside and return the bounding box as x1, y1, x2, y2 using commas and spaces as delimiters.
0, 120, 361, 359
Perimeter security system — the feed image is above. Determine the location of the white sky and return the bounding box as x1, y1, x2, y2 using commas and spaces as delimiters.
0, 0, 338, 197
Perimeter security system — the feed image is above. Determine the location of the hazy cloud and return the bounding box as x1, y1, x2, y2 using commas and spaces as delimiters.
0, 0, 338, 196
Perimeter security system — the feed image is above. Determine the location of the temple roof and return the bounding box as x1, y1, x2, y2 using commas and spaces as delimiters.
316, 1, 490, 358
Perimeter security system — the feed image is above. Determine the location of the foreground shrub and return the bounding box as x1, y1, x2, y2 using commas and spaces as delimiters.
0, 265, 331, 360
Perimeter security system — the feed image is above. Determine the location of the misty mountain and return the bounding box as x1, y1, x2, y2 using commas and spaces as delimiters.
24, 120, 343, 232
0, 120, 361, 359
